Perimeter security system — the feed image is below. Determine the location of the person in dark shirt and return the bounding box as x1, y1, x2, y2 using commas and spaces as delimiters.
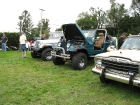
0, 33, 8, 52
118, 32, 127, 49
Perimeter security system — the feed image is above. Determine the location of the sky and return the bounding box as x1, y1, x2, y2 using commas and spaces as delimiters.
0, 0, 132, 32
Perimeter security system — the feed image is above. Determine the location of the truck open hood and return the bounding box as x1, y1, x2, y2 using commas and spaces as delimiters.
96, 49, 140, 62
62, 24, 85, 41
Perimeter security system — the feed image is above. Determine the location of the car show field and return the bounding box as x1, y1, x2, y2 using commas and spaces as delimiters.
0, 51, 140, 105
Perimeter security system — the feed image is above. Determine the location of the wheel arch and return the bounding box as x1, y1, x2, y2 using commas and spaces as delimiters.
76, 48, 88, 56
42, 46, 53, 51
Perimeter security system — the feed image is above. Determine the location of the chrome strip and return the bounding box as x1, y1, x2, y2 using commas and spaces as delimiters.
92, 67, 101, 74
105, 73, 140, 87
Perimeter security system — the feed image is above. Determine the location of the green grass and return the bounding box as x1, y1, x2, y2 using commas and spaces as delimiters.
0, 51, 140, 105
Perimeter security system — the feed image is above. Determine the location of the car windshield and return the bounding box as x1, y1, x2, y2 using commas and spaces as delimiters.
82, 30, 96, 38
121, 36, 140, 50
49, 31, 62, 38
110, 37, 117, 47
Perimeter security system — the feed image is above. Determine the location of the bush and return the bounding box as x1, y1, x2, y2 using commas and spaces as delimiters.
0, 32, 20, 47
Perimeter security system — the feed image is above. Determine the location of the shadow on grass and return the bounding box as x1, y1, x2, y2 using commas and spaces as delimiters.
32, 56, 94, 69
98, 79, 140, 96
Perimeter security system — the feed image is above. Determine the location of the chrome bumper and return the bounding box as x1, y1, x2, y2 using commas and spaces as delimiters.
92, 67, 140, 87
51, 47, 70, 59
105, 73, 140, 87
92, 67, 101, 74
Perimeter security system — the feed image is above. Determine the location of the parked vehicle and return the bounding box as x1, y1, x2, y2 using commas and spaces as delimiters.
0, 45, 17, 51
31, 31, 62, 61
51, 23, 117, 70
9, 46, 18, 50
92, 35, 140, 87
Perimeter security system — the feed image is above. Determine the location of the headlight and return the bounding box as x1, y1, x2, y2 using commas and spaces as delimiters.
67, 43, 71, 48
52, 43, 57, 48
97, 60, 102, 65
37, 41, 42, 45
57, 42, 61, 47
95, 57, 102, 65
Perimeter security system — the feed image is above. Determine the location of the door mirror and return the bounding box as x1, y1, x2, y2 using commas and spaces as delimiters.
92, 38, 95, 42
110, 46, 115, 49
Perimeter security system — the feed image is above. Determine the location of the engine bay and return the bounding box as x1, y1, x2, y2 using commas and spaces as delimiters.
67, 40, 86, 45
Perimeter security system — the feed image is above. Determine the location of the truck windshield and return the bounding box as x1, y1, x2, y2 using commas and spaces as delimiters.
82, 30, 96, 38
49, 31, 62, 38
121, 36, 140, 50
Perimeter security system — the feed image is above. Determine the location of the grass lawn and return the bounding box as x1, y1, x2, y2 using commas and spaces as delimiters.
0, 51, 140, 105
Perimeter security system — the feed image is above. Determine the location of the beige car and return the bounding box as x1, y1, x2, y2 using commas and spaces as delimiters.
92, 35, 140, 87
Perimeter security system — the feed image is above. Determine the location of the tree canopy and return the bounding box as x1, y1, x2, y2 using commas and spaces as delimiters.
76, 0, 139, 37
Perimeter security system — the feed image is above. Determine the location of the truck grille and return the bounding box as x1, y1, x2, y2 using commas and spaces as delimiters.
35, 41, 39, 48
102, 58, 139, 73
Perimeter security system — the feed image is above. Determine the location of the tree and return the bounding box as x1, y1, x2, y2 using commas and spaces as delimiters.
76, 7, 107, 29
76, 12, 97, 30
130, 0, 140, 15
37, 18, 50, 38
18, 10, 34, 40
55, 27, 62, 31
106, 0, 127, 36
89, 7, 107, 29
118, 15, 140, 35
30, 27, 40, 38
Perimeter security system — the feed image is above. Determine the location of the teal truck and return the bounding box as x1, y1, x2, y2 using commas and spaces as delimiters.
51, 23, 117, 70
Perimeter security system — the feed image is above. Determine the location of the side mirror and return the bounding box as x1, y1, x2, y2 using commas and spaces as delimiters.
107, 46, 117, 52
110, 46, 115, 49
92, 38, 95, 42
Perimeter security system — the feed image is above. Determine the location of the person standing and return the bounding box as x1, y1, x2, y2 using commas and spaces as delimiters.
19, 33, 27, 58
0, 33, 8, 52
118, 32, 127, 49
41, 34, 45, 40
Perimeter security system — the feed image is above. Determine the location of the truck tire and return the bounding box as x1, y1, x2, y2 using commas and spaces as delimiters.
53, 57, 65, 65
100, 70, 110, 84
88, 57, 94, 60
72, 53, 87, 70
41, 48, 53, 61
31, 51, 38, 58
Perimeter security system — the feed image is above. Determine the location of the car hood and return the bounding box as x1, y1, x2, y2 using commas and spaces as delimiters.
96, 49, 140, 62
62, 24, 85, 41
37, 38, 60, 44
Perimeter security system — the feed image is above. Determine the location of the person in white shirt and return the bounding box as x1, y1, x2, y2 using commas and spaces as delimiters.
19, 33, 27, 58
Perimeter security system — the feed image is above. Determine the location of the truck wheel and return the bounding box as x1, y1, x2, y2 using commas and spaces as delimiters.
100, 71, 110, 83
53, 57, 65, 65
88, 57, 94, 60
31, 51, 38, 58
72, 53, 87, 70
41, 48, 53, 61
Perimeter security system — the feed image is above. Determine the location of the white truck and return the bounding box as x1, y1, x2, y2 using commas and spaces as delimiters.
92, 35, 140, 87
31, 31, 62, 61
